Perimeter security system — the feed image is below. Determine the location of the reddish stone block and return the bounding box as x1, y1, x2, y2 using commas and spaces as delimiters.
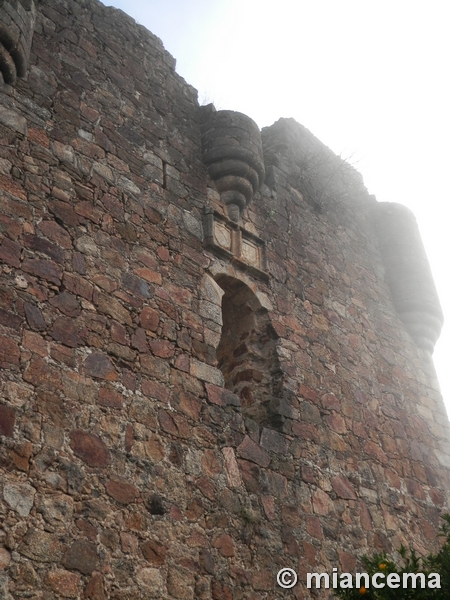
63, 273, 93, 301
120, 531, 138, 553
49, 292, 80, 317
0, 307, 22, 331
23, 233, 65, 263
106, 477, 139, 504
22, 258, 62, 285
110, 321, 128, 344
28, 127, 51, 148
261, 495, 276, 521
131, 327, 148, 352
142, 379, 169, 403
0, 547, 11, 569
73, 138, 105, 160
321, 393, 341, 410
237, 436, 270, 467
145, 434, 164, 462
149, 339, 175, 358
252, 570, 273, 591
46, 569, 81, 598
174, 353, 190, 372
11, 441, 33, 471
205, 383, 240, 407
339, 550, 356, 573
312, 488, 333, 516
38, 220, 73, 249
92, 274, 118, 293
100, 193, 124, 221
95, 292, 132, 325
76, 519, 98, 541
280, 504, 300, 527
48, 200, 80, 226
291, 421, 320, 443
158, 410, 191, 439
0, 404, 16, 437
50, 317, 80, 348
125, 424, 134, 453
238, 459, 261, 494
24, 356, 61, 389
157, 246, 170, 261
201, 449, 221, 478
429, 488, 444, 506
364, 440, 388, 465
0, 336, 20, 369
0, 215, 21, 239
212, 534, 234, 557
36, 390, 68, 428
83, 352, 117, 381
212, 581, 233, 600
359, 500, 373, 530
135, 268, 162, 285
324, 413, 347, 434
195, 476, 216, 501
84, 572, 107, 600
122, 369, 137, 391
0, 175, 26, 200
0, 237, 21, 267
70, 430, 110, 467
141, 539, 167, 565
405, 478, 426, 500
172, 390, 202, 421
306, 515, 323, 539
185, 498, 204, 521
303, 540, 317, 565
98, 387, 123, 409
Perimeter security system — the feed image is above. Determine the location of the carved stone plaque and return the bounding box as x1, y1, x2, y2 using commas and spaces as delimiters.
242, 239, 259, 267
204, 208, 267, 280
214, 222, 232, 251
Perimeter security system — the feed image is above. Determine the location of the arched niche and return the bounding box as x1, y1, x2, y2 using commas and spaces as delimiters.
212, 274, 281, 426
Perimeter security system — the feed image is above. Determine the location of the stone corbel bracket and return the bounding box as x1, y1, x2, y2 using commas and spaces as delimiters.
0, 0, 36, 86
200, 106, 265, 222
374, 202, 444, 354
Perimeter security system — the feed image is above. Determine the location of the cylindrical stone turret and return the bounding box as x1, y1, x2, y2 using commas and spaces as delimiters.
200, 107, 265, 221
0, 0, 36, 85
374, 202, 444, 354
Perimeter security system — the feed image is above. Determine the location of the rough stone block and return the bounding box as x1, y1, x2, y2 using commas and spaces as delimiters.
190, 359, 224, 386
0, 404, 16, 436
69, 430, 110, 468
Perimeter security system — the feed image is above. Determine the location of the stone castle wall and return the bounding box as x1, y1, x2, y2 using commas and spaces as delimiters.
0, 0, 449, 598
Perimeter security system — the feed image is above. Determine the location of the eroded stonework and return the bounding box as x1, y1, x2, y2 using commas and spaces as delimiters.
0, 1, 449, 599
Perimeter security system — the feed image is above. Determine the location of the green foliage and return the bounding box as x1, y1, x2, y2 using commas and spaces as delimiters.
333, 514, 450, 599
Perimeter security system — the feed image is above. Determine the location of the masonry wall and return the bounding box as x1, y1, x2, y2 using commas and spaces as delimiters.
1, 1, 450, 599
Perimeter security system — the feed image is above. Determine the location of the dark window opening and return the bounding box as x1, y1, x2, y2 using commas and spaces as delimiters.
215, 275, 280, 426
